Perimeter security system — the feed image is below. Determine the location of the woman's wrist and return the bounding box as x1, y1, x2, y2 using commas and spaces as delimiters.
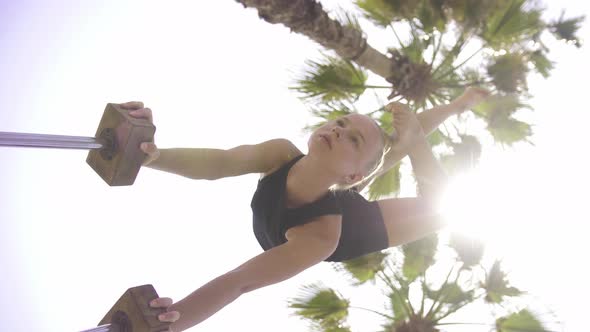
389, 132, 428, 159
407, 135, 431, 155
449, 96, 471, 114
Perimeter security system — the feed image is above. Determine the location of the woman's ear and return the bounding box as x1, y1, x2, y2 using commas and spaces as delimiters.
345, 173, 363, 184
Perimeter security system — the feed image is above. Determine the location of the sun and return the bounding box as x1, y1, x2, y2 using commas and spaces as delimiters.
437, 164, 531, 256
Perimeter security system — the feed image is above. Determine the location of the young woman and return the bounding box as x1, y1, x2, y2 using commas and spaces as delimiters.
125, 87, 489, 331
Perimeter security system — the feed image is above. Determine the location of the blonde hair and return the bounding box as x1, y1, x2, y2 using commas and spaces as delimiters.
331, 126, 394, 191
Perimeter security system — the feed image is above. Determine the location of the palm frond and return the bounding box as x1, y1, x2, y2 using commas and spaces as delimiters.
388, 291, 411, 323
401, 31, 428, 64
332, 7, 363, 33
427, 128, 450, 147
291, 55, 368, 103
480, 260, 523, 304
384, 273, 412, 322
356, 0, 425, 26
424, 282, 474, 305
459, 67, 486, 86
448, 233, 485, 269
445, 0, 497, 29
401, 233, 439, 281
432, 36, 465, 80
528, 50, 554, 79
354, 0, 397, 27
321, 326, 353, 332
470, 94, 533, 146
440, 135, 482, 174
288, 283, 350, 330
548, 11, 585, 48
496, 309, 547, 332
486, 52, 529, 93
377, 107, 394, 133
487, 115, 533, 147
471, 94, 530, 119
481, 0, 544, 49
367, 163, 401, 200
333, 251, 389, 285
415, 0, 447, 33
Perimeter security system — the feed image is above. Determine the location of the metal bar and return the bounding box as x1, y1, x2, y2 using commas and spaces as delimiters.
0, 131, 103, 150
78, 323, 120, 332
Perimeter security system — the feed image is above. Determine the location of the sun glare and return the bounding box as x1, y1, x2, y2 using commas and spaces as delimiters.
438, 164, 534, 255
440, 170, 491, 239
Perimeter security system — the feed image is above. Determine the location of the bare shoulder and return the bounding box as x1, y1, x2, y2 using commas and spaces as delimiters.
263, 138, 301, 156
259, 138, 303, 177
223, 138, 301, 177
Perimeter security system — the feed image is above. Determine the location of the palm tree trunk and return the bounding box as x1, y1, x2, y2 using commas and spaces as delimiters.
236, 0, 392, 78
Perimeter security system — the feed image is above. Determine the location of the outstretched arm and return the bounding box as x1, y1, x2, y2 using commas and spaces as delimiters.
384, 87, 489, 169
357, 87, 489, 191
145, 139, 296, 180
124, 104, 298, 180
166, 215, 341, 332
376, 110, 448, 247
416, 86, 490, 136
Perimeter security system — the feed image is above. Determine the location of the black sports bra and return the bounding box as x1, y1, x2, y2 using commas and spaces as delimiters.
250, 155, 388, 262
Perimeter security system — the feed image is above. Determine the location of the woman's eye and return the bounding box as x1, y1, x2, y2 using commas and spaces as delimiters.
351, 136, 359, 146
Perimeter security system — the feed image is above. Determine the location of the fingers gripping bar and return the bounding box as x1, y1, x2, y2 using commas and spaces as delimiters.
78, 285, 171, 332
0, 103, 155, 186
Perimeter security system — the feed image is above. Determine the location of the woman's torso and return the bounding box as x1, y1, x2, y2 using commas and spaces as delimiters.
251, 140, 389, 262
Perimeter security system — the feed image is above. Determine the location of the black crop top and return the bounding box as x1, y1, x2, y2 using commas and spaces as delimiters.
250, 155, 389, 262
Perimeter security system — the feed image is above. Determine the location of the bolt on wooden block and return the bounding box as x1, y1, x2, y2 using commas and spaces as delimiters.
86, 103, 155, 186
96, 284, 171, 332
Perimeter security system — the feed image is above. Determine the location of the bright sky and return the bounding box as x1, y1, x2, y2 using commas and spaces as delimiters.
1, 1, 589, 332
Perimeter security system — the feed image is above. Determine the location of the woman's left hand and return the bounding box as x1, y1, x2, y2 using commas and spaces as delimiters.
457, 86, 491, 110
386, 102, 425, 150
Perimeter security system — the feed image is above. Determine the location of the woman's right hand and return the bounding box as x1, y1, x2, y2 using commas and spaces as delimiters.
120, 101, 161, 166
150, 297, 181, 331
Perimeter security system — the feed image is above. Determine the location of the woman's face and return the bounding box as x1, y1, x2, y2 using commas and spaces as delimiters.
308, 113, 383, 184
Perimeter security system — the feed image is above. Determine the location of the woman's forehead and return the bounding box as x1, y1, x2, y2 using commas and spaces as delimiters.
344, 114, 381, 137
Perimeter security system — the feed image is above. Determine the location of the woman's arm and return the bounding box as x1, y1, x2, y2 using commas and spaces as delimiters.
384, 88, 489, 169
391, 105, 448, 199
375, 113, 448, 247
416, 86, 489, 136
167, 215, 341, 332
126, 105, 299, 180
375, 138, 448, 247
357, 87, 489, 191
406, 137, 448, 199
146, 139, 296, 180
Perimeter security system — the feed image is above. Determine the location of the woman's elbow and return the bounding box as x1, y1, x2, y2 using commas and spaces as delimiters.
417, 176, 448, 200
218, 270, 251, 296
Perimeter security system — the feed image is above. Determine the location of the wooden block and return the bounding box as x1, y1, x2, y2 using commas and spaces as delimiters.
86, 103, 155, 186
98, 284, 171, 332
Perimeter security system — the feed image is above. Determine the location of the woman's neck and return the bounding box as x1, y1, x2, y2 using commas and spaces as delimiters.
285, 154, 339, 208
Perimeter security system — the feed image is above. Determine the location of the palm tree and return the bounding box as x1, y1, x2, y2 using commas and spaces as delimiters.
236, 0, 584, 197
236, 1, 582, 330
288, 233, 557, 331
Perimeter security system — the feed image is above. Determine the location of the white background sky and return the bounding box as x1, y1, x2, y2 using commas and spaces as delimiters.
1, 1, 589, 331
